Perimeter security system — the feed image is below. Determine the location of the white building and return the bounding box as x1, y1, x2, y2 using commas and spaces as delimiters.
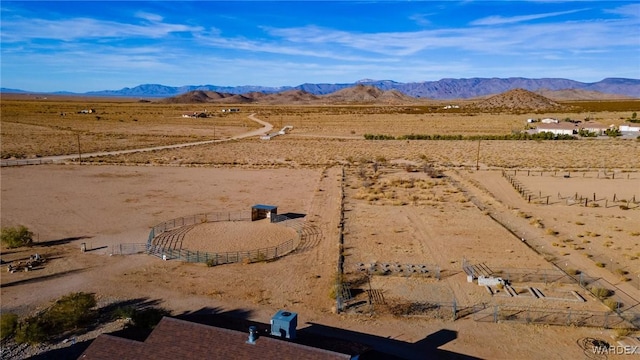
536, 123, 577, 135
579, 122, 609, 135
619, 123, 640, 132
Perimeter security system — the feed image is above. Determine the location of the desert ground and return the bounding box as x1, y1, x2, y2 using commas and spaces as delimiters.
1, 96, 639, 359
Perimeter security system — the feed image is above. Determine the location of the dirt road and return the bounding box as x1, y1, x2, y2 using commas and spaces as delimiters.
0, 114, 273, 166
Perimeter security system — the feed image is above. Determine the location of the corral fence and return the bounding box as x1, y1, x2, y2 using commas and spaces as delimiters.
146, 211, 301, 266
474, 306, 635, 329
1, 158, 56, 167
349, 298, 485, 321
148, 211, 251, 241
502, 169, 639, 208
111, 243, 147, 255
158, 239, 295, 265
387, 301, 477, 320
463, 260, 640, 329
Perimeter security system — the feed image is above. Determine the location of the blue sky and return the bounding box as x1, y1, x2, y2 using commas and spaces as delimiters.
1, 1, 639, 92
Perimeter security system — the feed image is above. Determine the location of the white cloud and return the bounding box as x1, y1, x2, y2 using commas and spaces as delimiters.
1, 16, 203, 42
135, 12, 164, 22
604, 3, 640, 18
409, 13, 433, 27
470, 9, 588, 26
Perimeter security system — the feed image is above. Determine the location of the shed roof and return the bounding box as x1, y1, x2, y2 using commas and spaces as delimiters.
252, 204, 278, 210
79, 317, 353, 360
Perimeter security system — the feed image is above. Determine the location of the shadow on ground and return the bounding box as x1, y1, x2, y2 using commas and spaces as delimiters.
29, 305, 482, 360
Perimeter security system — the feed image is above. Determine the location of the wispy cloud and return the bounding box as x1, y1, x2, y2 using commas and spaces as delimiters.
1, 1, 637, 92
471, 9, 588, 26
263, 17, 636, 59
1, 16, 202, 42
409, 13, 433, 27
604, 3, 640, 18
135, 12, 164, 22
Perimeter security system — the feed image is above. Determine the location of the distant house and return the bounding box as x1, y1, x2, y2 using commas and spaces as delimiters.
536, 122, 577, 135
619, 123, 640, 132
540, 118, 559, 124
182, 111, 208, 118
222, 108, 240, 113
579, 122, 609, 135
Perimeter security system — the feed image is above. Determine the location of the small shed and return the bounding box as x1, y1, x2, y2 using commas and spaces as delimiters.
251, 204, 278, 222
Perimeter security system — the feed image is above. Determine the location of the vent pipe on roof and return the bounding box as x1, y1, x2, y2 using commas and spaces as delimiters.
247, 326, 258, 344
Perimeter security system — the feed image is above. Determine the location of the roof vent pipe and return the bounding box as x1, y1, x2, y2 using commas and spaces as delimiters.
247, 326, 258, 344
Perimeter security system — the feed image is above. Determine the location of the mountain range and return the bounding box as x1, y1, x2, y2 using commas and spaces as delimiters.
2, 77, 639, 99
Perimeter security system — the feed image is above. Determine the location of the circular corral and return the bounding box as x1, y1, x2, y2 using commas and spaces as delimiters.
179, 219, 298, 253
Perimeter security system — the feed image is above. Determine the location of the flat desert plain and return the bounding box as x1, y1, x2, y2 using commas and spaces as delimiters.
1, 98, 639, 359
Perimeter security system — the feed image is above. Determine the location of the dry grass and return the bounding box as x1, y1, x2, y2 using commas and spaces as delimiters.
1, 98, 257, 158
3, 98, 639, 169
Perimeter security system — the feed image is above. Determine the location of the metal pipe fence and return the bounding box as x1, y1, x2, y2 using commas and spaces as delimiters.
502, 169, 639, 208
146, 211, 300, 266
156, 239, 295, 265
149, 211, 251, 240
111, 243, 148, 255
1, 158, 55, 167
463, 261, 640, 329
474, 306, 635, 329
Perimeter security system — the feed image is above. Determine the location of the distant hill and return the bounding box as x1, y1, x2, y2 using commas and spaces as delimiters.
160, 85, 419, 105
320, 84, 416, 104
3, 77, 639, 99
534, 88, 635, 101
473, 88, 564, 112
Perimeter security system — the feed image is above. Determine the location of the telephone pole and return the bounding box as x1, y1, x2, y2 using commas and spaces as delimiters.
476, 139, 481, 171
77, 133, 82, 164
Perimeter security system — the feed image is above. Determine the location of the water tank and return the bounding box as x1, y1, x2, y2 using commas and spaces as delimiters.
270, 310, 297, 339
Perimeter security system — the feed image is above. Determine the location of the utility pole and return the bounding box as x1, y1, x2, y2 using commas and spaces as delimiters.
476, 139, 481, 171
77, 133, 82, 164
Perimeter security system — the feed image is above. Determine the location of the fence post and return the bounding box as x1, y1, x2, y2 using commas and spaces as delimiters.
452, 300, 457, 320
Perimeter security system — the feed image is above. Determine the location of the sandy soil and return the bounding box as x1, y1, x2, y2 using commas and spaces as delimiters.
1, 164, 638, 360
180, 220, 298, 252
